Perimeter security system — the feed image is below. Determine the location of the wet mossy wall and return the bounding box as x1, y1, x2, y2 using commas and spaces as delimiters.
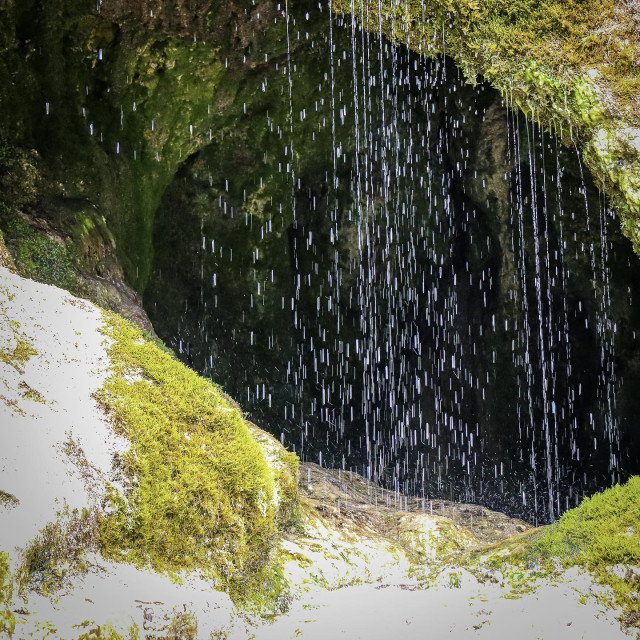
2, 0, 638, 290
1, 0, 637, 284
143, 16, 640, 523
330, 0, 640, 254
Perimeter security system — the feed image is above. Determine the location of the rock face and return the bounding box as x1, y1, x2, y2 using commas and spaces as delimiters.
252, 462, 637, 639
330, 0, 640, 256
142, 30, 640, 522
0, 146, 155, 332
298, 462, 531, 547
1, 0, 640, 522
0, 0, 296, 292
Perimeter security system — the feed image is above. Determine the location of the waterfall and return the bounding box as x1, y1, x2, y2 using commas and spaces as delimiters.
146, 0, 635, 523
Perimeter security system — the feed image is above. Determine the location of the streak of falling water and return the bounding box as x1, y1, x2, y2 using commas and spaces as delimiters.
508, 106, 539, 518
284, 0, 297, 222
573, 144, 620, 487
506, 108, 621, 522
525, 116, 556, 523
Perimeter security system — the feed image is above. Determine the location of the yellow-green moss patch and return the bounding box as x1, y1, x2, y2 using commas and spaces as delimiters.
17, 507, 99, 596
469, 477, 640, 627
17, 380, 46, 404
74, 622, 140, 640
0, 551, 15, 638
96, 311, 291, 603
0, 337, 37, 374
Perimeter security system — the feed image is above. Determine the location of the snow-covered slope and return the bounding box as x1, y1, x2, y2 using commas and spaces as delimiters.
0, 265, 123, 566
0, 266, 241, 638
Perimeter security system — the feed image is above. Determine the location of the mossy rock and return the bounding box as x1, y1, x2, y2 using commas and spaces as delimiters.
96, 311, 300, 604
0, 230, 15, 271
467, 477, 640, 628
332, 0, 640, 256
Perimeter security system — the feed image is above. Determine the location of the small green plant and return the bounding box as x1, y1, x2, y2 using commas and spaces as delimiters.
0, 337, 38, 374
448, 571, 461, 588
163, 611, 197, 639
18, 380, 46, 403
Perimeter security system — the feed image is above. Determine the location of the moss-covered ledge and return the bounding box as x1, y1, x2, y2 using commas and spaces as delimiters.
333, 0, 640, 254
95, 311, 299, 606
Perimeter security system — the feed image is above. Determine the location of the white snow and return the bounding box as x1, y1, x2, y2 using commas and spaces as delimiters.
0, 267, 238, 637
21, 558, 240, 640
0, 266, 124, 568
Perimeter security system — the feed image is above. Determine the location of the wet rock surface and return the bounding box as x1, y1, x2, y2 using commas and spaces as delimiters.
299, 462, 532, 547
143, 26, 640, 522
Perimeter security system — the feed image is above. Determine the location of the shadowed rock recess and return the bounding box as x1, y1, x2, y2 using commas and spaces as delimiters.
1, 0, 640, 637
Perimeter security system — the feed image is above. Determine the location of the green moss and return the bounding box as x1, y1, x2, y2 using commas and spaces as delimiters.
0, 336, 38, 374
75, 622, 140, 640
138, 328, 176, 359
342, 0, 638, 121
469, 477, 640, 628
334, 0, 640, 254
96, 311, 294, 604
0, 551, 15, 638
530, 477, 640, 565
527, 477, 640, 624
17, 507, 99, 596
0, 229, 15, 271
18, 380, 46, 403
66, 210, 117, 276
0, 204, 76, 291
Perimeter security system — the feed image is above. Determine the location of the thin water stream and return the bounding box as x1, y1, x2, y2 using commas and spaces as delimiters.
144, 0, 640, 523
